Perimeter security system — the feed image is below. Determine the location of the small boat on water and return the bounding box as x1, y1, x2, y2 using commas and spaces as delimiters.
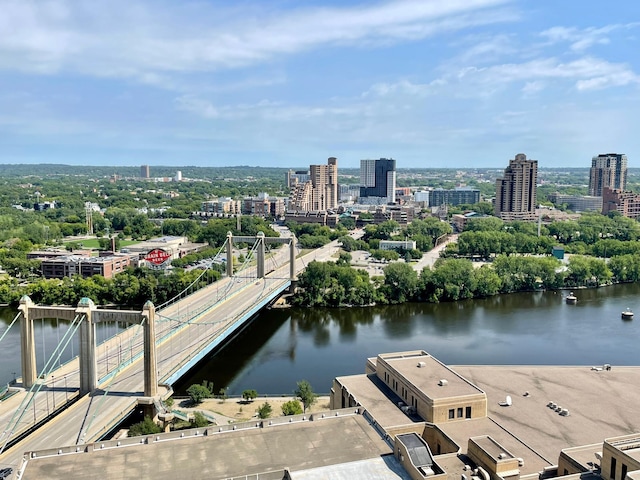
621, 308, 634, 320
565, 292, 577, 304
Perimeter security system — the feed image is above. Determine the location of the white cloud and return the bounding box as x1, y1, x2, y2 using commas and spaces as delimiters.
540, 23, 640, 52
0, 0, 515, 83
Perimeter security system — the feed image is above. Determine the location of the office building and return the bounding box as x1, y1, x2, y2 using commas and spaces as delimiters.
360, 158, 396, 204
140, 165, 150, 178
430, 188, 480, 207
548, 193, 603, 212
589, 153, 627, 196
288, 157, 338, 212
495, 153, 538, 221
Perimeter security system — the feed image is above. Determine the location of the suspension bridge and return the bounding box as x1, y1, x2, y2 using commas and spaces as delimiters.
0, 230, 334, 477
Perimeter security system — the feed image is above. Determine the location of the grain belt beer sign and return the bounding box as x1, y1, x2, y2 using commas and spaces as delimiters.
145, 248, 171, 266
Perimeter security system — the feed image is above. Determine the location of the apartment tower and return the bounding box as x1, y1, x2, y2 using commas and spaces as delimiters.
140, 165, 150, 178
589, 153, 628, 197
495, 153, 538, 221
360, 158, 397, 204
288, 157, 338, 212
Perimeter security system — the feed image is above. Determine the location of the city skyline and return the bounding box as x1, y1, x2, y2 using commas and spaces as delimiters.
1, 0, 638, 168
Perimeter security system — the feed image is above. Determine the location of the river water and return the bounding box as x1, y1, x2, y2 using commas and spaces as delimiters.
2, 284, 639, 395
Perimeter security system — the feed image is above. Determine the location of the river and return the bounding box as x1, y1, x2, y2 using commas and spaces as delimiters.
2, 284, 639, 395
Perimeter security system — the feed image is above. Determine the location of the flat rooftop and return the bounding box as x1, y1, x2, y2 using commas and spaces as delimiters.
451, 365, 640, 462
335, 374, 417, 429
378, 351, 485, 400
21, 414, 392, 480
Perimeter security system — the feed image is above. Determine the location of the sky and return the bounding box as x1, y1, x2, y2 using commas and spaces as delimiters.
0, 0, 639, 169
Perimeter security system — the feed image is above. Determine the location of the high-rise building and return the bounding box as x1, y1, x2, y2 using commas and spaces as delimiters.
288, 157, 338, 212
140, 165, 150, 178
589, 153, 628, 196
495, 153, 538, 221
430, 188, 480, 207
360, 158, 396, 204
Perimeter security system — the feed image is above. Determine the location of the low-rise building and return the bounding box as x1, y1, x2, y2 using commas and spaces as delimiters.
40, 254, 131, 279
379, 240, 417, 251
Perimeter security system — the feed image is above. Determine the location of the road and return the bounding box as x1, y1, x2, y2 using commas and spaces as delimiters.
0, 233, 336, 474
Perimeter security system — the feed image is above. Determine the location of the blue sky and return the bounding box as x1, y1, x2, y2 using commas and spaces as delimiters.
0, 0, 638, 169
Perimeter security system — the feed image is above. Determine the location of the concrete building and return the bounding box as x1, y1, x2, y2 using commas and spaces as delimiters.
495, 153, 538, 221
140, 165, 150, 178
379, 240, 417, 251
288, 157, 338, 212
360, 158, 397, 205
548, 193, 603, 212
201, 197, 242, 215
602, 188, 640, 219
589, 154, 628, 197
430, 188, 480, 207
40, 254, 131, 279
372, 205, 415, 225
243, 194, 285, 218
285, 169, 310, 189
16, 349, 640, 480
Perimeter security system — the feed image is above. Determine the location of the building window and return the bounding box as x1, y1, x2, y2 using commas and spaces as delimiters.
465, 406, 471, 419
610, 457, 616, 480
457, 407, 463, 418
448, 409, 455, 420
621, 464, 627, 480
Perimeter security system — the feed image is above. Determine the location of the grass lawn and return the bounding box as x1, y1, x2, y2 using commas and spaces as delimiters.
63, 238, 140, 249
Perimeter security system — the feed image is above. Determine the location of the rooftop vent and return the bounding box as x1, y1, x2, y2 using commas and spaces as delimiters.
417, 361, 426, 368
438, 379, 448, 386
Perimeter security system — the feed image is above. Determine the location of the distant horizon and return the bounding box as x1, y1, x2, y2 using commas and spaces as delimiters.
1, 1, 638, 167
3, 162, 638, 172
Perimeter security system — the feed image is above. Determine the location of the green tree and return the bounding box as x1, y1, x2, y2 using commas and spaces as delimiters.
128, 416, 162, 437
281, 400, 303, 416
186, 384, 211, 405
381, 263, 418, 304
257, 402, 273, 419
294, 380, 317, 413
242, 389, 258, 402
191, 411, 209, 428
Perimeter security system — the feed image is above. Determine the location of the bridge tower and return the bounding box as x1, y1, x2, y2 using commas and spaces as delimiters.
226, 231, 296, 281
18, 296, 158, 397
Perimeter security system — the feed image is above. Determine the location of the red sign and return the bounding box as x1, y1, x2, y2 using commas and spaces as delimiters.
145, 248, 171, 266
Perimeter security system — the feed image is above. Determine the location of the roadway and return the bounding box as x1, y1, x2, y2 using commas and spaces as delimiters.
0, 234, 343, 474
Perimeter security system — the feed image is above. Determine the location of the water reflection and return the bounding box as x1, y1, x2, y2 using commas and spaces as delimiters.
4, 283, 640, 395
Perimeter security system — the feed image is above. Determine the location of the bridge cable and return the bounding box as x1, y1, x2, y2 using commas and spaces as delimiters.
0, 311, 21, 345
0, 313, 84, 455
77, 319, 146, 445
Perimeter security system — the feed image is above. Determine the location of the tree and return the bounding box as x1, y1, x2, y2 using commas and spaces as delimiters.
281, 400, 303, 416
128, 416, 162, 437
191, 411, 209, 428
242, 389, 258, 402
294, 380, 317, 413
257, 402, 273, 419
218, 387, 228, 402
186, 384, 211, 405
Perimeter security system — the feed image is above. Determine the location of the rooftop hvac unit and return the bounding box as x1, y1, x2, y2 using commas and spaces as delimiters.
438, 379, 448, 386
417, 361, 426, 368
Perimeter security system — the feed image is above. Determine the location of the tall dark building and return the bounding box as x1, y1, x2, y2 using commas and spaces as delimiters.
140, 165, 150, 178
495, 153, 538, 221
589, 153, 627, 197
360, 158, 396, 204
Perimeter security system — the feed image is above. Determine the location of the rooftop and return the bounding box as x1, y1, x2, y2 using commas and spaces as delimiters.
379, 351, 485, 400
